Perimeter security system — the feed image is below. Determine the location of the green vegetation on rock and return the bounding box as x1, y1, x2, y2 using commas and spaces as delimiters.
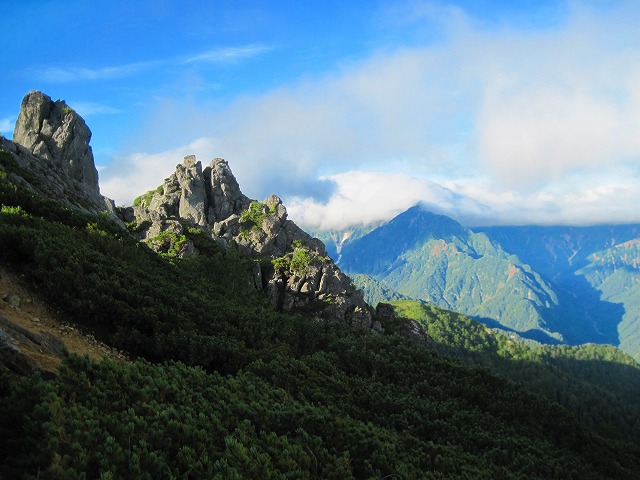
132, 185, 163, 208
272, 240, 314, 275
239, 200, 276, 234
146, 229, 188, 258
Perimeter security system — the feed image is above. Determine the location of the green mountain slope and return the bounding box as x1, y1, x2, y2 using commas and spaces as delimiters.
349, 273, 414, 306
479, 225, 640, 360
390, 300, 640, 444
577, 239, 640, 359
340, 206, 565, 343
3, 148, 640, 477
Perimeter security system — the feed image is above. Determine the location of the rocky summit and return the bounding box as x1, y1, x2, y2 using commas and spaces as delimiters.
13, 90, 99, 191
123, 155, 376, 330
2, 91, 113, 214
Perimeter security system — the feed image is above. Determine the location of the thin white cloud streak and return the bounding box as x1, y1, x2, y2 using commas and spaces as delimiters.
72, 102, 122, 117
184, 44, 272, 64
103, 2, 640, 229
36, 61, 162, 83
34, 44, 270, 83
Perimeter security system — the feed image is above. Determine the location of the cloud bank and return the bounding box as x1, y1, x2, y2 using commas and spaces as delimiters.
101, 1, 640, 229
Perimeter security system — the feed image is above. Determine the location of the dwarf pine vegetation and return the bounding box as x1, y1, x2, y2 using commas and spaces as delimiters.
1, 148, 640, 479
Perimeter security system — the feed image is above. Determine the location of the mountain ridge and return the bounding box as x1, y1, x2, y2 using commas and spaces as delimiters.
339, 205, 567, 343
334, 205, 640, 359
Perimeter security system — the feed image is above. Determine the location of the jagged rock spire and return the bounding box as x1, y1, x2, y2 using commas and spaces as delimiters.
13, 90, 100, 193
2, 91, 113, 215
205, 157, 249, 222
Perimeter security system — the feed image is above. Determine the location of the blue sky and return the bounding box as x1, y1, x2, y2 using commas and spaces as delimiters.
2, 0, 640, 229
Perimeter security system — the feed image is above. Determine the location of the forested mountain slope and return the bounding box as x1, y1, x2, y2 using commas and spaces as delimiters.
1, 91, 640, 478
339, 206, 566, 343
479, 225, 640, 360
389, 300, 640, 445
337, 205, 640, 360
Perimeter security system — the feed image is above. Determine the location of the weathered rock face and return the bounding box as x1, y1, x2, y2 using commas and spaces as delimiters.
206, 158, 249, 222
128, 155, 374, 329
2, 91, 113, 215
13, 90, 100, 192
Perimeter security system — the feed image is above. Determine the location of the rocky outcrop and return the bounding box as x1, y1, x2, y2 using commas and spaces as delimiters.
2, 91, 113, 215
128, 155, 374, 329
2, 91, 375, 332
14, 90, 99, 192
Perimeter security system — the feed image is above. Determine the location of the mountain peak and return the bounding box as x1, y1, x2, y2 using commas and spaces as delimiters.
13, 90, 100, 193
396, 204, 464, 235
1, 91, 113, 215
338, 205, 468, 275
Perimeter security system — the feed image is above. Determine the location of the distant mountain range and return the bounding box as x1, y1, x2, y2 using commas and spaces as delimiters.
325, 205, 640, 360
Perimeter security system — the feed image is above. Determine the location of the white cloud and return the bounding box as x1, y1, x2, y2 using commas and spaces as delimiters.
469, 3, 640, 189
36, 61, 161, 83
286, 171, 481, 230
0, 117, 13, 135
104, 1, 640, 228
184, 44, 271, 64
285, 170, 640, 230
72, 102, 122, 117
100, 137, 218, 205
33, 44, 270, 83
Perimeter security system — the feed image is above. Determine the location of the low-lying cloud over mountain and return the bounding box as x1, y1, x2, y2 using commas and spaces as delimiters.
94, 1, 640, 229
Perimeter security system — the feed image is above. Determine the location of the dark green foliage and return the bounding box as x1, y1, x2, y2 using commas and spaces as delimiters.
2, 343, 640, 479
2, 164, 640, 478
391, 300, 640, 444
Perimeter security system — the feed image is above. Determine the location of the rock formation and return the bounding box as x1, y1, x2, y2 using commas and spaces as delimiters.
127, 155, 375, 329
2, 90, 113, 215
0, 90, 438, 343
13, 90, 99, 191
